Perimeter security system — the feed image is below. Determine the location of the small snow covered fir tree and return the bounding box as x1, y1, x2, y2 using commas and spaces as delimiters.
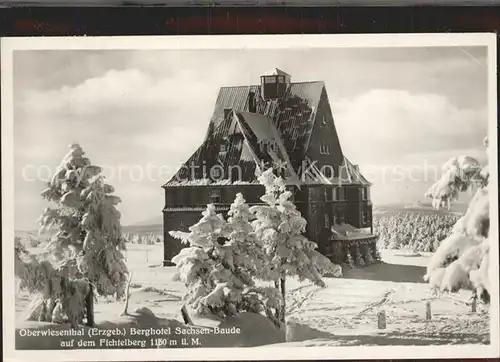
225, 193, 268, 281
250, 168, 342, 326
30, 143, 128, 325
225, 193, 282, 323
424, 137, 491, 303
171, 204, 231, 316
171, 202, 280, 321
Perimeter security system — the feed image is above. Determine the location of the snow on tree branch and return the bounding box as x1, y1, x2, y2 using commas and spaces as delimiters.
425, 156, 483, 210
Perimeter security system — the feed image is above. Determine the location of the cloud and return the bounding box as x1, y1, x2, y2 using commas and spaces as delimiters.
20, 68, 215, 117
333, 89, 487, 165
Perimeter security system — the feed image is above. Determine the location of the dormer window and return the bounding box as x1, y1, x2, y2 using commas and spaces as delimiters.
323, 166, 334, 179
220, 136, 229, 153
212, 166, 223, 179
260, 139, 278, 154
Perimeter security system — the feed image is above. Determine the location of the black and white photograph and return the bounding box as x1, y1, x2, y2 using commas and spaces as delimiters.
1, 34, 499, 361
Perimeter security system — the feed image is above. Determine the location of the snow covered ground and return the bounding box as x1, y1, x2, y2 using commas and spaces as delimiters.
15, 243, 490, 347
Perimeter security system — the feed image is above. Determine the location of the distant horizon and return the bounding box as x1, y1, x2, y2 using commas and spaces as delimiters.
14, 199, 471, 233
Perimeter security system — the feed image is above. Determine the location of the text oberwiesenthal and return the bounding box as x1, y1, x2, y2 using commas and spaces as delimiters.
18, 326, 241, 348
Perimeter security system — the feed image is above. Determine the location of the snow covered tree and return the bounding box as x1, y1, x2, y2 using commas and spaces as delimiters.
424, 137, 491, 303
33, 143, 128, 325
171, 203, 280, 322
425, 155, 484, 210
250, 168, 342, 326
225, 193, 267, 279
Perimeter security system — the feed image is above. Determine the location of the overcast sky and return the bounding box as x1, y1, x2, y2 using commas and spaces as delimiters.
13, 46, 489, 230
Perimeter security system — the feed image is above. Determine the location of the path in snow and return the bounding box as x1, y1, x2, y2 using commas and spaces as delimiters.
15, 245, 490, 347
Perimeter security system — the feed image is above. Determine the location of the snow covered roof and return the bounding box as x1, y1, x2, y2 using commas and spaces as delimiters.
260, 68, 291, 77
331, 223, 377, 241
296, 157, 371, 186
340, 158, 372, 186
163, 206, 230, 212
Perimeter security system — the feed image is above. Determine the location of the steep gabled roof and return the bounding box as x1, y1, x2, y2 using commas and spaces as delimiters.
165, 123, 259, 187
260, 68, 291, 77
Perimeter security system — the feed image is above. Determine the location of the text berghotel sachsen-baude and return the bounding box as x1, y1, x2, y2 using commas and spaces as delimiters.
18, 326, 241, 348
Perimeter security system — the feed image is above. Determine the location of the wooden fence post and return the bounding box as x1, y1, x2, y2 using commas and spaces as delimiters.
120, 272, 133, 316
425, 301, 432, 320
86, 284, 95, 327
471, 297, 477, 313
377, 310, 386, 329
181, 305, 193, 325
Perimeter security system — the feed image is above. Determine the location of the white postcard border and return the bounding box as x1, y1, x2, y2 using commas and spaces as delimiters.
2, 33, 499, 361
